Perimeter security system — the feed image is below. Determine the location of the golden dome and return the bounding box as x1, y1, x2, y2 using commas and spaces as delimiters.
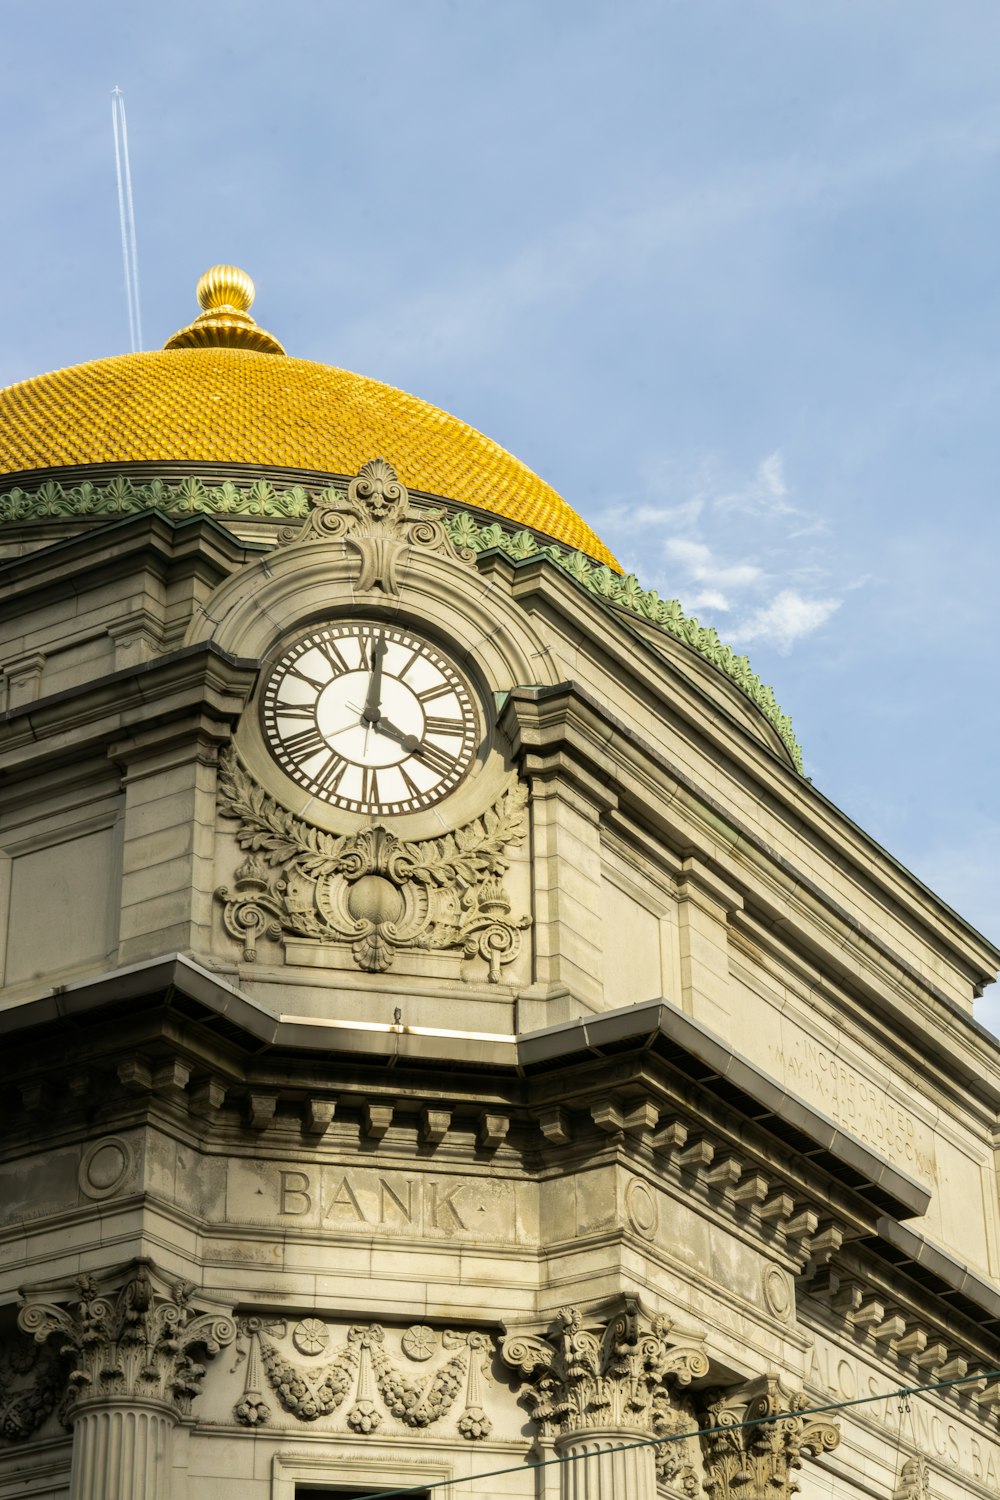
0, 267, 619, 568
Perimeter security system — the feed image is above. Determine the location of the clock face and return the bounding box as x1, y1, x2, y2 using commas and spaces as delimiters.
261, 620, 480, 816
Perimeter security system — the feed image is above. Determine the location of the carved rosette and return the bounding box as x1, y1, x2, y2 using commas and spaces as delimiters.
500, 1300, 709, 1440
277, 458, 476, 591
233, 1318, 494, 1439
215, 749, 530, 981
701, 1375, 840, 1500
17, 1261, 236, 1421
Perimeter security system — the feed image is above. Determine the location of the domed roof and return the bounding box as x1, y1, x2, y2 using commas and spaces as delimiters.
0, 266, 619, 569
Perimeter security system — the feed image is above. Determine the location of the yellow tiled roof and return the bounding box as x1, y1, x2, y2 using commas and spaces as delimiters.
0, 348, 619, 568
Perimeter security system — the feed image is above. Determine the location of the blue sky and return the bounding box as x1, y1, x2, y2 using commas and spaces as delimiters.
4, 1, 1000, 1021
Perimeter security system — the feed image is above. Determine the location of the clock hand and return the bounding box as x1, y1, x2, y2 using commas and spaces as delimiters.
362, 635, 386, 724
375, 718, 457, 775
372, 716, 421, 754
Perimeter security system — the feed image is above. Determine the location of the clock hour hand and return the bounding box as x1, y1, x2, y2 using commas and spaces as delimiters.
362, 635, 386, 724
376, 718, 457, 775
372, 716, 421, 754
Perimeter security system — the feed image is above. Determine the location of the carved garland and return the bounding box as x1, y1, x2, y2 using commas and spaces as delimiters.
0, 1338, 66, 1443
232, 1318, 493, 1440
215, 747, 530, 979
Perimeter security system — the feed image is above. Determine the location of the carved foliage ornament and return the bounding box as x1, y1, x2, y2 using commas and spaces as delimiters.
17, 1261, 236, 1419
276, 457, 476, 593
895, 1455, 930, 1500
701, 1375, 840, 1500
232, 1317, 493, 1439
215, 747, 529, 979
0, 1336, 65, 1443
500, 1300, 710, 1439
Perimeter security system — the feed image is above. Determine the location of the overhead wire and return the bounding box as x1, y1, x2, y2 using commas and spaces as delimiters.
361, 1365, 1000, 1498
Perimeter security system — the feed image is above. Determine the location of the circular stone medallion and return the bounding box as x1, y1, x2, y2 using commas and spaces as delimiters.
402, 1324, 437, 1361
79, 1137, 134, 1200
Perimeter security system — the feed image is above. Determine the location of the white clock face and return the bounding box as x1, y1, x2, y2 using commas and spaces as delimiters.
261, 620, 480, 815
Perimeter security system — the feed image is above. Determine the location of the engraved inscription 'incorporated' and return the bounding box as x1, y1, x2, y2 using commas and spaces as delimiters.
767, 1036, 935, 1179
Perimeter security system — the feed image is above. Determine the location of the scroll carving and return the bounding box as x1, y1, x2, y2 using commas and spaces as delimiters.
278, 458, 475, 592
17, 1260, 236, 1420
215, 748, 529, 980
701, 1374, 840, 1500
232, 1318, 494, 1439
499, 1299, 709, 1438
895, 1456, 930, 1500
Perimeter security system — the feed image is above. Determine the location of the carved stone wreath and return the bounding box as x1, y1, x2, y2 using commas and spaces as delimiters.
215, 748, 530, 980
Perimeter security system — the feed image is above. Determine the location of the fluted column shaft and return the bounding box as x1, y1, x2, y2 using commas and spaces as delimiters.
556, 1428, 657, 1500
69, 1401, 176, 1500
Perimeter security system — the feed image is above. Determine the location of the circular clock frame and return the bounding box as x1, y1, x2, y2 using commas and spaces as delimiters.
259, 618, 482, 818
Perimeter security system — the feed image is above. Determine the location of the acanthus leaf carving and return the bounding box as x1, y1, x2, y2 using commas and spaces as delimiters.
277, 458, 476, 591
215, 747, 530, 980
499, 1299, 710, 1439
17, 1260, 236, 1420
701, 1374, 840, 1500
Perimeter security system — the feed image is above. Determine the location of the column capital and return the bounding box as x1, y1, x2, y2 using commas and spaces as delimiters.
17, 1258, 235, 1421
701, 1373, 840, 1500
500, 1297, 709, 1438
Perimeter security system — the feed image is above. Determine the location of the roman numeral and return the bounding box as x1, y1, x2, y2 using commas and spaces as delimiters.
397, 647, 421, 681
274, 702, 319, 721
320, 637, 351, 673
416, 741, 457, 775
422, 714, 465, 738
313, 752, 349, 795
289, 666, 329, 693
398, 765, 423, 800
361, 766, 381, 805
416, 681, 456, 705
284, 725, 329, 760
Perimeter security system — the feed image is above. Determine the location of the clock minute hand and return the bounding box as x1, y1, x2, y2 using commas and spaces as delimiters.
362, 635, 387, 723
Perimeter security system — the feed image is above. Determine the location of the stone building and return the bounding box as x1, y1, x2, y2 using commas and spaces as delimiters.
0, 266, 998, 1500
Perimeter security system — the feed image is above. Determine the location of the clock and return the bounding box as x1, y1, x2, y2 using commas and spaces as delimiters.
261, 620, 480, 816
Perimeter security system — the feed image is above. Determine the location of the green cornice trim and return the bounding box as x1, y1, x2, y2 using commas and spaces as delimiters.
445, 511, 803, 775
0, 473, 314, 524
0, 471, 802, 773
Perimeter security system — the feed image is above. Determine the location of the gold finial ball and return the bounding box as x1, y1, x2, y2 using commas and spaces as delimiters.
196, 264, 255, 313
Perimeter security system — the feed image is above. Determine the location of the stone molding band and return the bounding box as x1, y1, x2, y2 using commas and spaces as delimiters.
0, 464, 802, 771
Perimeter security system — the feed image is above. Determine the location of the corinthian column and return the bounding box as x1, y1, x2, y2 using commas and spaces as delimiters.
19, 1259, 235, 1500
501, 1299, 709, 1500
701, 1375, 840, 1500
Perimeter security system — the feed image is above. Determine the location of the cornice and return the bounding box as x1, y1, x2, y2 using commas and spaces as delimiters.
499, 683, 1000, 1021
0, 642, 258, 781
0, 468, 802, 772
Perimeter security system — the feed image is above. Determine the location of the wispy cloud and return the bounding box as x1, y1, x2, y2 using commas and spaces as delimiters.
599, 447, 847, 656
714, 451, 797, 517
728, 588, 842, 653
